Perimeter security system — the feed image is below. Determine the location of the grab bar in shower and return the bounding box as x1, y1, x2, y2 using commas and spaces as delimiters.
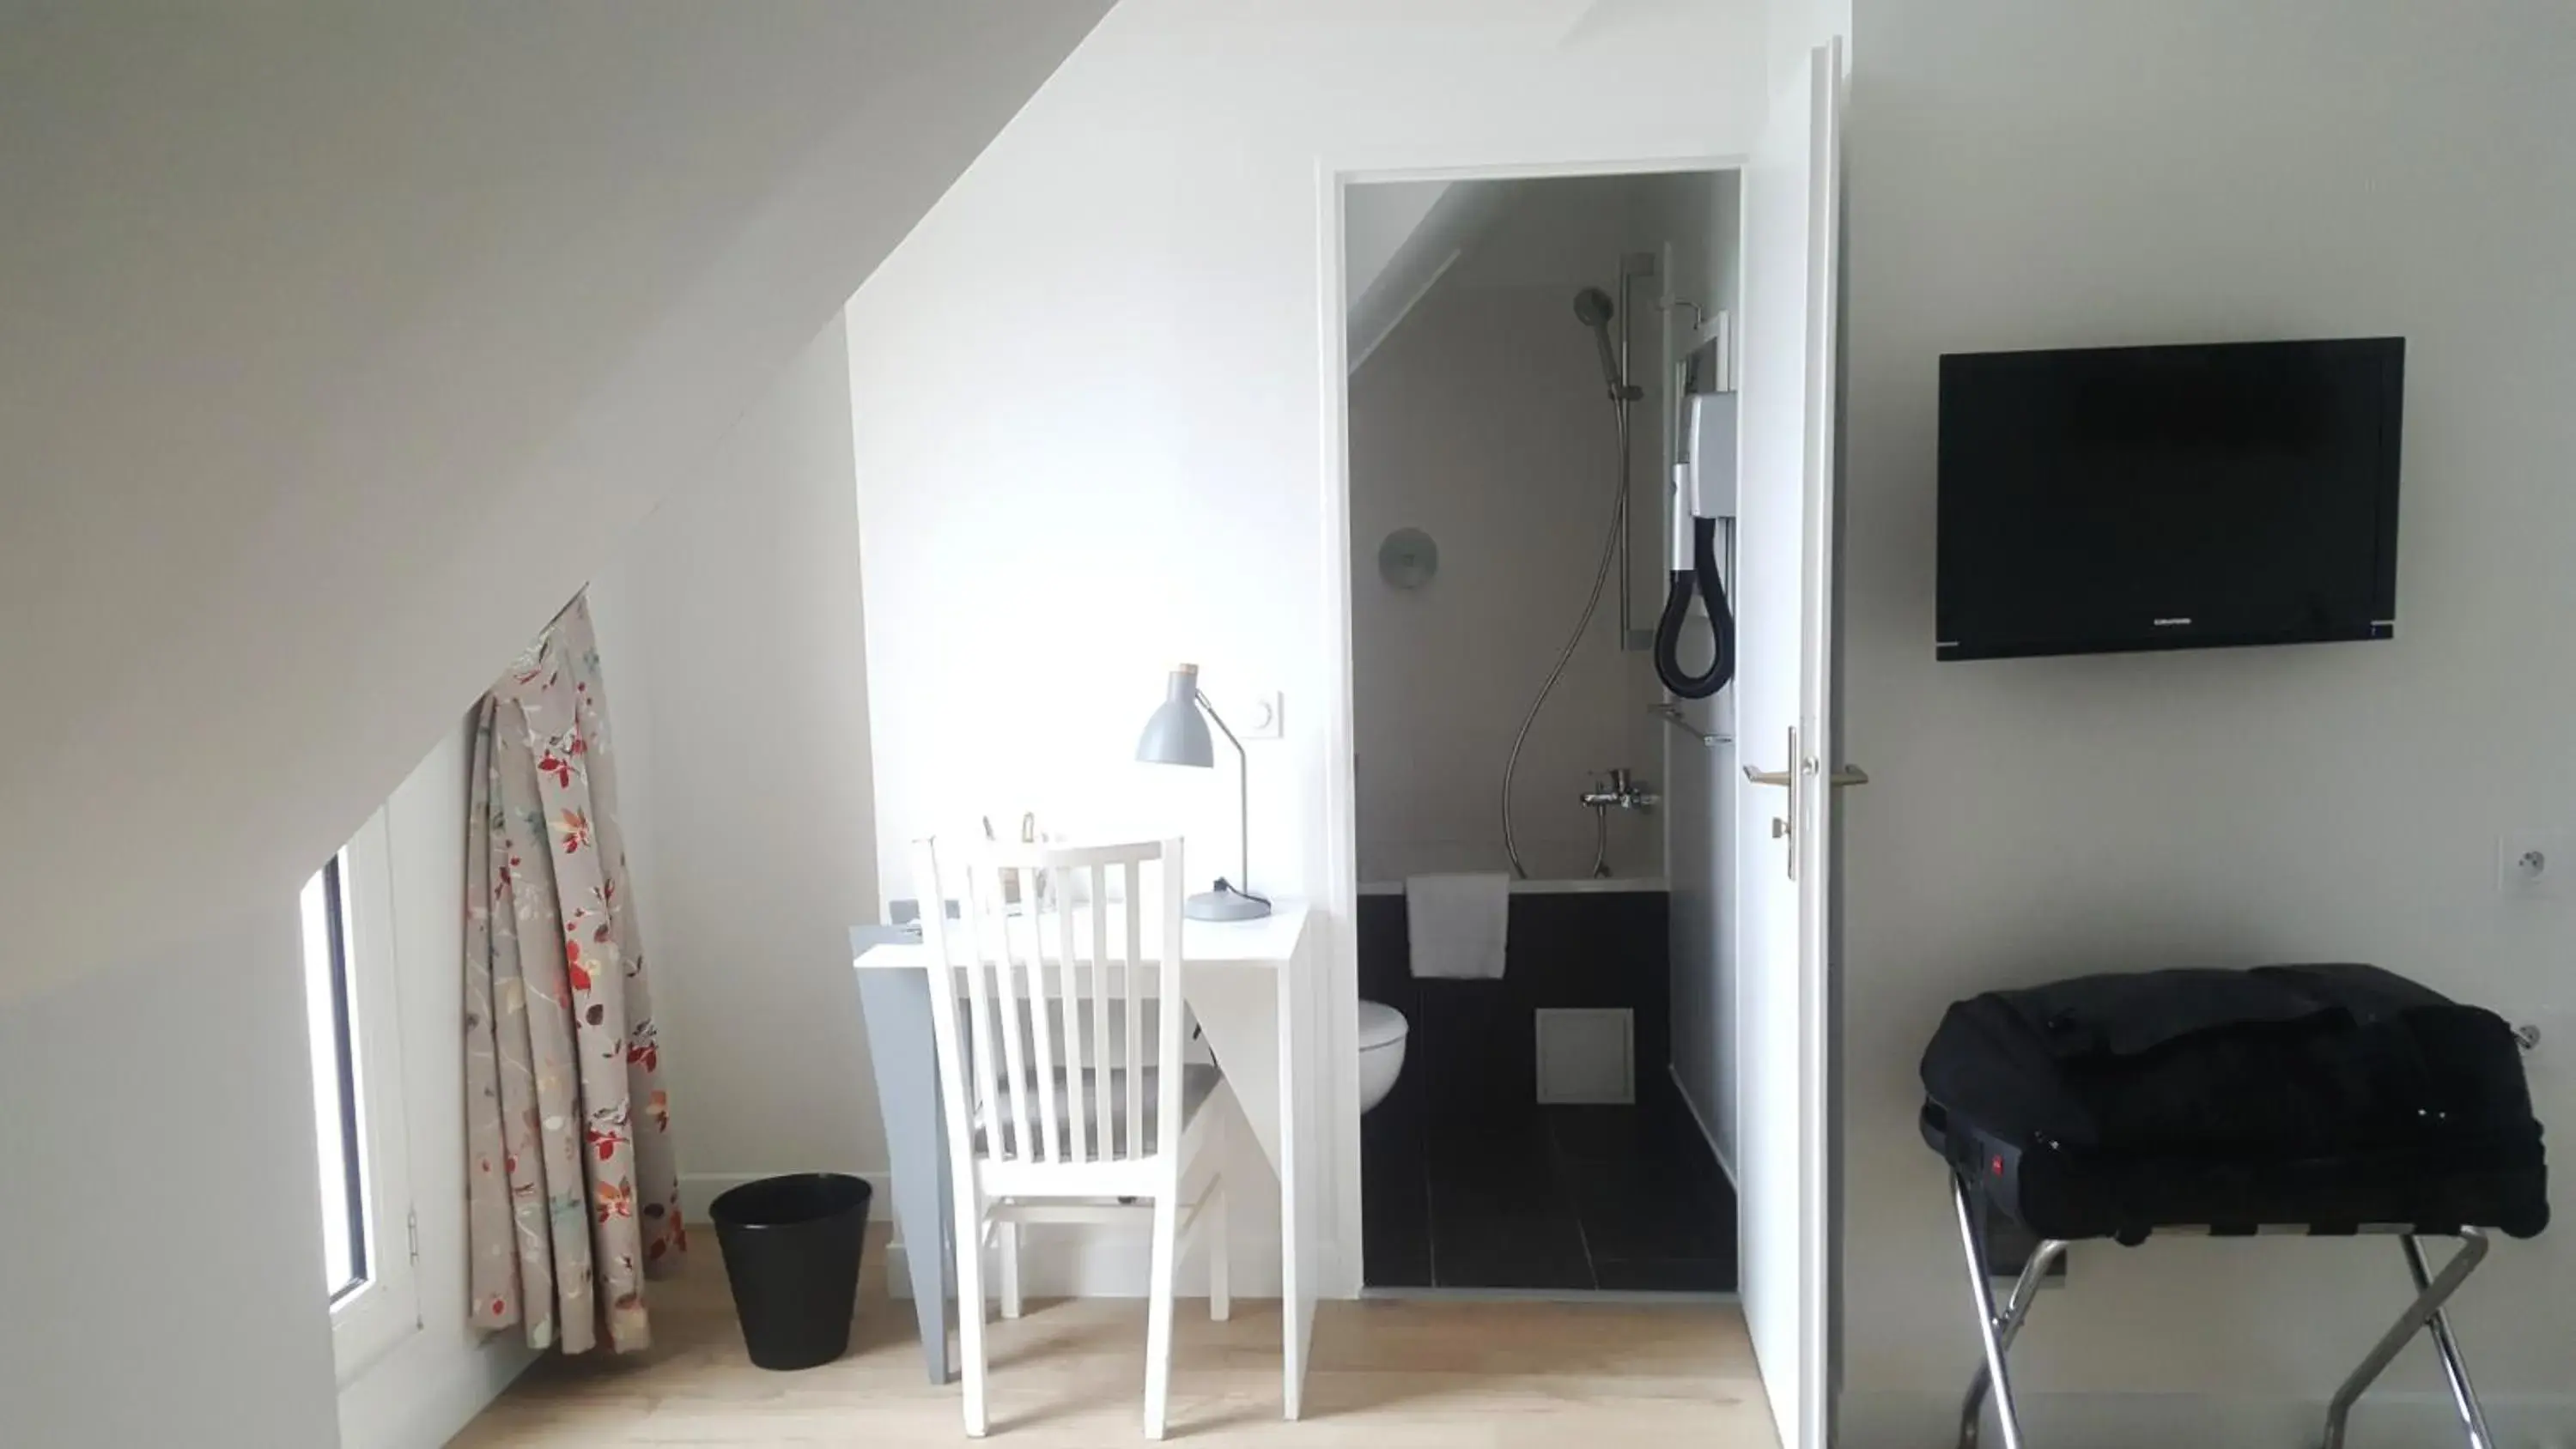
1650, 703, 1728, 748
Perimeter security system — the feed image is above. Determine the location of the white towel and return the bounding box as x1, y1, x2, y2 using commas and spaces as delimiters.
1406, 872, 1510, 979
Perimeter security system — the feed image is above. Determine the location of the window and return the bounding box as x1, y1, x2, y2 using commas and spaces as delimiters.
301, 856, 368, 1299
300, 809, 420, 1378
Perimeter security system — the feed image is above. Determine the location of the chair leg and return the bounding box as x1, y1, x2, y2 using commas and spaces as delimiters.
953, 1197, 990, 1438
999, 1221, 1023, 1320
1207, 1177, 1230, 1323
1144, 1192, 1180, 1440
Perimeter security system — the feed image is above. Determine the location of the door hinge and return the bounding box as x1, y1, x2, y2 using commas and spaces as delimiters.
406, 1209, 421, 1266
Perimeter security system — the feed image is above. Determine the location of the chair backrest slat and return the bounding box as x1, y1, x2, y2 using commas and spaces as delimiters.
912, 837, 1189, 1177
1018, 865, 1065, 1164
1088, 863, 1114, 1159
978, 862, 1036, 1164
955, 872, 1011, 1160
1125, 859, 1147, 1158
1053, 870, 1088, 1164
1153, 846, 1184, 1156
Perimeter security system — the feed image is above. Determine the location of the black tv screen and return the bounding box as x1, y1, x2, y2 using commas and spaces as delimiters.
1936, 336, 2403, 661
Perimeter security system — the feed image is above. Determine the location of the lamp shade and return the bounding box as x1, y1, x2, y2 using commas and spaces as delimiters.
1134, 666, 1215, 767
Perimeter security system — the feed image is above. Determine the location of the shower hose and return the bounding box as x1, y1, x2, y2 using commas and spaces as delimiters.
1500, 395, 1631, 882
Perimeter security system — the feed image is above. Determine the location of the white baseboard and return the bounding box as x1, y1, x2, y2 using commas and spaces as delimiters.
1667, 1062, 1737, 1188
337, 1330, 535, 1449
1838, 1388, 2576, 1449
680, 1170, 891, 1226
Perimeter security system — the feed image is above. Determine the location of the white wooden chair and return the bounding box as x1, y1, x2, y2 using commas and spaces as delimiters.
913, 836, 1232, 1440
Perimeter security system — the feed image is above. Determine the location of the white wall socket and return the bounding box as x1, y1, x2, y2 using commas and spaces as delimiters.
2497, 829, 2570, 900
1218, 690, 1283, 741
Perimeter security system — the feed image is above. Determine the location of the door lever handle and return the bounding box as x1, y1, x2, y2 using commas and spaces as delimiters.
1740, 729, 1867, 880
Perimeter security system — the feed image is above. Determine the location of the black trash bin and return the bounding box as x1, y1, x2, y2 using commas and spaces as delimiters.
708, 1173, 872, 1370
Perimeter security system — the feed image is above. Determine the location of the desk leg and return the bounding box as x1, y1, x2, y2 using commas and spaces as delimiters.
858, 967, 953, 1385
1188, 960, 1310, 1421
1277, 930, 1312, 1421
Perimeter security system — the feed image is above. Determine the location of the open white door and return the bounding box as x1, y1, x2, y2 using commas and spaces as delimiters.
1734, 38, 1845, 1449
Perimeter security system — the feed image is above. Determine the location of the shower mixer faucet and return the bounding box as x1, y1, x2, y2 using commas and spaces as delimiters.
1581, 768, 1658, 811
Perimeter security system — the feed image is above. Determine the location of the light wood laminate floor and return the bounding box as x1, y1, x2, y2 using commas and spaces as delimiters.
452, 1226, 1779, 1446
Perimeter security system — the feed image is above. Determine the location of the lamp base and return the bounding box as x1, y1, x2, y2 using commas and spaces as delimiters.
1184, 883, 1272, 921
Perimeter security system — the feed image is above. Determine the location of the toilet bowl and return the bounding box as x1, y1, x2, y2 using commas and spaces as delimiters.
1356, 999, 1410, 1113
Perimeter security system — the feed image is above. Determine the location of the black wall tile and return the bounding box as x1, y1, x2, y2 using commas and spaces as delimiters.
1358, 889, 1669, 1124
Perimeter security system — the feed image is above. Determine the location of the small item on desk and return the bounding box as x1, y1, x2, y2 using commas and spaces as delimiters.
1406, 872, 1510, 979
980, 811, 1054, 908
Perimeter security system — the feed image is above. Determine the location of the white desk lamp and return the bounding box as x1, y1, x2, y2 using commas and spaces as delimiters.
1133, 664, 1271, 920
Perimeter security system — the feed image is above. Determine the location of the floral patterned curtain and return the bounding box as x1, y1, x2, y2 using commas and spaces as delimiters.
464, 595, 681, 1353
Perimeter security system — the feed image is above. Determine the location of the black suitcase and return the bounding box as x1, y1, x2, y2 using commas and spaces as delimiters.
1920, 963, 2548, 1241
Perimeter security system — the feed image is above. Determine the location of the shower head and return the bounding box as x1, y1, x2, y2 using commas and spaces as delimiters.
1572, 287, 1639, 402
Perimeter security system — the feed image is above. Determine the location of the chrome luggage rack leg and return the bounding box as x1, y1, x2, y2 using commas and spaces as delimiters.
1946, 1173, 2498, 1449
1947, 1173, 2059, 1449
2321, 1228, 2494, 1449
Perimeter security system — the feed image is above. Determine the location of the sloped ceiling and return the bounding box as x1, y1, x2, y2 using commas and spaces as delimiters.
1348, 181, 1512, 373
1346, 182, 1455, 330
0, 1, 1112, 998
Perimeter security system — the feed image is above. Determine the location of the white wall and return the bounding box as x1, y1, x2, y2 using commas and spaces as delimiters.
1838, 4, 2576, 1442
0, 1, 1110, 1005
845, 0, 1771, 1289
586, 309, 1289, 1293
848, 0, 1769, 921
0, 914, 341, 1447
1630, 167, 1746, 1173
337, 716, 537, 1449
586, 318, 888, 1222
1349, 175, 1666, 883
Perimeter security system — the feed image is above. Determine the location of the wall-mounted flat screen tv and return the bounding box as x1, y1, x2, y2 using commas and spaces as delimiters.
1937, 336, 2403, 661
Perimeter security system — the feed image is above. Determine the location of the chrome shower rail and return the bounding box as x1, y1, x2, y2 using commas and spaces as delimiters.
1946, 1173, 2498, 1449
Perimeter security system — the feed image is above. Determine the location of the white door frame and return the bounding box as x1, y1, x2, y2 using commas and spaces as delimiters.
1794, 40, 1846, 1448
1309, 147, 1752, 1301
1734, 39, 1846, 1449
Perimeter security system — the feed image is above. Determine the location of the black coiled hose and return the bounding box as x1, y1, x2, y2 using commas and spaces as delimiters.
1654, 515, 1735, 699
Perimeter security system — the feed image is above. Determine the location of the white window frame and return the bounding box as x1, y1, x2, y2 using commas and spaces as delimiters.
319, 809, 423, 1381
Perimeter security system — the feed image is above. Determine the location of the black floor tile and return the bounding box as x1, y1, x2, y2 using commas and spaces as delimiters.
1594, 1257, 1736, 1293
1425, 1113, 1551, 1185
1544, 1104, 1660, 1164
1563, 1159, 1730, 1262
1364, 1012, 1744, 1293
1426, 1126, 1592, 1291
1427, 1180, 1595, 1290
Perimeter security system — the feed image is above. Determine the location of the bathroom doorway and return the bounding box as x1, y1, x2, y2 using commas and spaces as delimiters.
1337, 168, 1745, 1293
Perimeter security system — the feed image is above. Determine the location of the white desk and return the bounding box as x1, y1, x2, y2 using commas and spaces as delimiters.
852, 902, 1319, 1419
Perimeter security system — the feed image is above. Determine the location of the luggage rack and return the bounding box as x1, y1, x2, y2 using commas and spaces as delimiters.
1946, 1170, 2499, 1449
